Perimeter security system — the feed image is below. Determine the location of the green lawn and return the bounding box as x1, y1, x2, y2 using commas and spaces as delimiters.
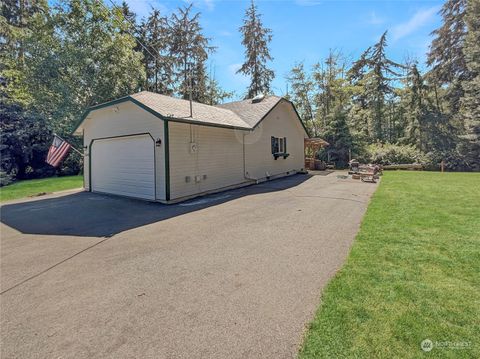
0, 175, 83, 202
300, 171, 480, 359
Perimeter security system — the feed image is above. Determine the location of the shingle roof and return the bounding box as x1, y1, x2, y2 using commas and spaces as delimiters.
216, 96, 282, 128
74, 91, 288, 134
131, 91, 250, 129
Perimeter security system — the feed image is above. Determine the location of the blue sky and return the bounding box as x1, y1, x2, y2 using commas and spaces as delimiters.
122, 0, 444, 99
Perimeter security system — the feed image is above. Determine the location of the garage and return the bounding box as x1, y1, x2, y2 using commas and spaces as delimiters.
90, 134, 155, 200
74, 91, 308, 203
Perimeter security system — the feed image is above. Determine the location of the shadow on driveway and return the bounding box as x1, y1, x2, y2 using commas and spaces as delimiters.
1, 174, 311, 237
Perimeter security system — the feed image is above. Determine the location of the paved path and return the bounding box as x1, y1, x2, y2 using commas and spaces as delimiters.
0, 173, 377, 359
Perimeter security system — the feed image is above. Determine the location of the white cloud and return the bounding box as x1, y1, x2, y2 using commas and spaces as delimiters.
295, 0, 322, 6
391, 6, 439, 41
367, 11, 386, 26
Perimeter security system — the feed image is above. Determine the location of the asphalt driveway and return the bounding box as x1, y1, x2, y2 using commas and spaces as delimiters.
1, 173, 377, 359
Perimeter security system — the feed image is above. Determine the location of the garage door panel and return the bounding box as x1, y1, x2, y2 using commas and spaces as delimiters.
91, 135, 155, 200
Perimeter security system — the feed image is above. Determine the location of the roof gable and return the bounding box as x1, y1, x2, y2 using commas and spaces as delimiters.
215, 96, 282, 128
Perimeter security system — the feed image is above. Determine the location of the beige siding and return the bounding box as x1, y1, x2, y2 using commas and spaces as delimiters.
81, 98, 305, 202
169, 122, 246, 199
244, 101, 306, 179
82, 101, 166, 200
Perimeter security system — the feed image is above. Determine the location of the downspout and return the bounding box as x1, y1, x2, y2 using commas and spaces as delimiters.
243, 132, 260, 184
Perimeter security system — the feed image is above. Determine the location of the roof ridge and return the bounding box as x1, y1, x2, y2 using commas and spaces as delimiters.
216, 94, 282, 108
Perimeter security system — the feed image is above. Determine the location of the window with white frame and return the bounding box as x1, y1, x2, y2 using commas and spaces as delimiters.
271, 136, 289, 159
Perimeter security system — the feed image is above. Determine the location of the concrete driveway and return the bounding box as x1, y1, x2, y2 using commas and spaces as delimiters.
1, 173, 377, 359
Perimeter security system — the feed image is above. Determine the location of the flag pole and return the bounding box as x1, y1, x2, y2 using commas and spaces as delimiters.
53, 133, 84, 157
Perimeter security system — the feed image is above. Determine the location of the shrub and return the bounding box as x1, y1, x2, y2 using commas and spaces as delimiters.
358, 143, 428, 166
0, 102, 53, 181
59, 150, 83, 176
0, 102, 81, 183
424, 149, 470, 171
0, 170, 14, 187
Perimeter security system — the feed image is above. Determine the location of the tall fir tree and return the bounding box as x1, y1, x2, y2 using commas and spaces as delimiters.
145, 8, 173, 94
347, 48, 371, 143
427, 0, 467, 84
119, 1, 136, 32
400, 65, 459, 157
313, 50, 350, 132
427, 0, 468, 113
169, 4, 214, 101
459, 0, 480, 169
404, 64, 426, 151
369, 31, 404, 141
286, 62, 315, 136
237, 0, 274, 99
348, 31, 404, 142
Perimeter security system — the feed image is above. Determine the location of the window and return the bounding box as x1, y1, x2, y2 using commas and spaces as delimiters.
279, 138, 284, 153
271, 136, 289, 159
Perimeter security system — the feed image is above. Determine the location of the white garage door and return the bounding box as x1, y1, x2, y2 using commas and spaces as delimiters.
91, 134, 155, 200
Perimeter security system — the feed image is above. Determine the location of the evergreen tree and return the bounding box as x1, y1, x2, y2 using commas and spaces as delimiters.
347, 49, 371, 143
318, 107, 354, 168
169, 4, 214, 101
428, 0, 467, 84
145, 8, 173, 94
427, 0, 468, 113
459, 0, 480, 169
400, 65, 459, 156
313, 50, 350, 132
404, 64, 426, 150
137, 19, 151, 90
368, 31, 404, 140
348, 31, 404, 141
286, 62, 316, 136
204, 73, 234, 105
120, 1, 136, 30
237, 0, 274, 98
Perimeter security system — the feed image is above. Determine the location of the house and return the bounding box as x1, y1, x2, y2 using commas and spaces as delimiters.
73, 91, 309, 203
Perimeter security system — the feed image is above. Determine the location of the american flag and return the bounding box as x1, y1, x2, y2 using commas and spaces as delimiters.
46, 135, 71, 167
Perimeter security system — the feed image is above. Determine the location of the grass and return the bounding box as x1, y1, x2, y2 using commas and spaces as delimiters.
0, 175, 83, 202
299, 171, 480, 359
